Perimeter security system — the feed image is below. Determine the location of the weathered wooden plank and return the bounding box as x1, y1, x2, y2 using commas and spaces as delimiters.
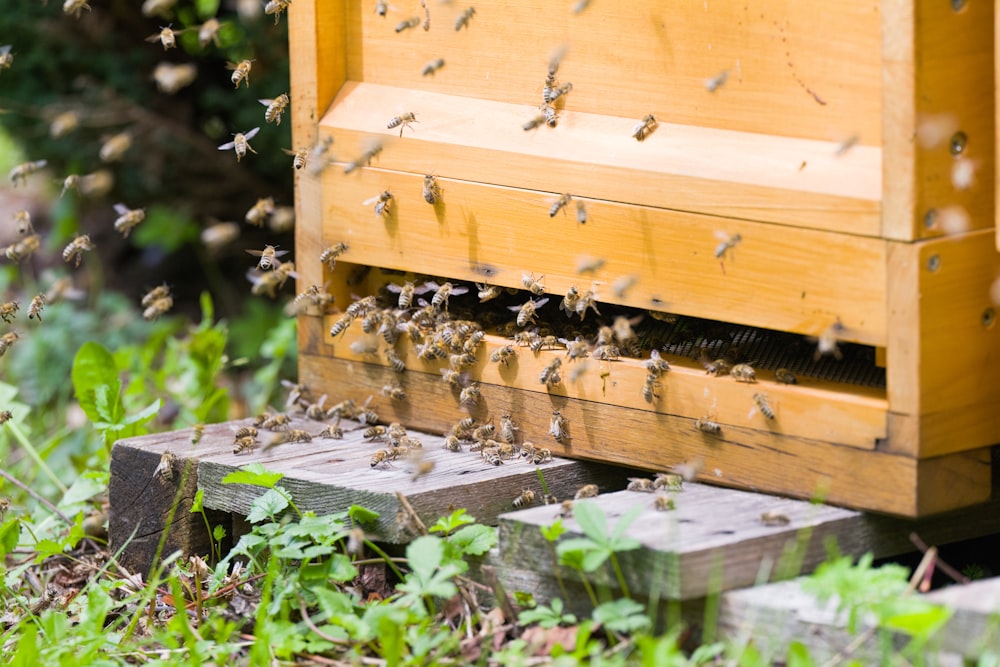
924, 577, 1000, 658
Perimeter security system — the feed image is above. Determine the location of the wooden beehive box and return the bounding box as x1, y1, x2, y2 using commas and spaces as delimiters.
287, 0, 999, 517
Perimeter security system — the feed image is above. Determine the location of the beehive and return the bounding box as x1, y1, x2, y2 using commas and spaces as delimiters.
288, 0, 999, 517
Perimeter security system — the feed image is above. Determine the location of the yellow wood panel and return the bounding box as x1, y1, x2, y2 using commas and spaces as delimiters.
880, 0, 918, 242
341, 0, 881, 145
297, 340, 989, 517
318, 169, 888, 346
318, 82, 882, 235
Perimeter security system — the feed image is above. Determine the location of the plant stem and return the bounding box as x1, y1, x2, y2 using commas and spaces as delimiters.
609, 553, 631, 599
579, 572, 599, 609
0, 466, 73, 524
358, 543, 405, 581
6, 421, 67, 493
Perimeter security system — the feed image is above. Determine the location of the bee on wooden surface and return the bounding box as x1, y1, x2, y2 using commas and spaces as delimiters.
234, 426, 259, 441
775, 368, 798, 385
520, 273, 545, 296
422, 57, 445, 76
387, 112, 417, 137
260, 93, 290, 125
0, 44, 12, 71
815, 321, 845, 361
381, 382, 406, 401
226, 59, 254, 89
9, 160, 47, 188
421, 174, 442, 204
63, 0, 92, 18
304, 394, 329, 420
760, 510, 790, 527
627, 477, 654, 493
153, 450, 177, 482
363, 190, 393, 217
319, 242, 349, 270
549, 194, 572, 217
325, 398, 357, 420
539, 357, 562, 387
145, 25, 182, 50
549, 410, 568, 442
233, 436, 257, 455
442, 434, 463, 452
62, 235, 94, 268
0, 301, 18, 323
653, 472, 683, 492
276, 429, 313, 444
574, 483, 598, 500
695, 418, 722, 435
632, 114, 657, 141
482, 448, 503, 466
654, 495, 676, 512
261, 413, 291, 431
472, 421, 496, 442
245, 197, 275, 227
557, 336, 588, 362
0, 331, 19, 357
509, 297, 549, 327
344, 142, 383, 174
547, 82, 573, 103
499, 414, 519, 444
523, 114, 548, 132
377, 347, 404, 373
316, 422, 344, 439
454, 6, 476, 30
575, 288, 601, 320
153, 62, 197, 94
592, 343, 620, 361
264, 0, 291, 23
426, 281, 468, 310
642, 375, 660, 403
490, 344, 516, 367
370, 449, 393, 468
246, 244, 288, 271
705, 70, 728, 92
714, 231, 742, 272
218, 127, 261, 161
530, 335, 559, 353
26, 294, 45, 322
395, 16, 421, 32
752, 393, 775, 420
364, 425, 388, 441
112, 203, 145, 238
730, 363, 757, 383
512, 489, 535, 510
643, 350, 671, 376
0, 410, 11, 425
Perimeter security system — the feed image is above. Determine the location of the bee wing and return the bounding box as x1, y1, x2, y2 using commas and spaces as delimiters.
113, 203, 129, 215
258, 98, 274, 106
281, 147, 297, 156
385, 282, 403, 294
362, 195, 380, 206
423, 280, 440, 291
145, 33, 163, 42
218, 140, 236, 151
506, 303, 524, 312
413, 283, 432, 295
244, 126, 261, 140
450, 286, 470, 296
534, 297, 550, 308
713, 230, 732, 242
225, 60, 239, 70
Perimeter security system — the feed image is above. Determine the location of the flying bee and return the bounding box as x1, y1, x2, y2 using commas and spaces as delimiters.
730, 363, 757, 383
422, 175, 442, 204
714, 230, 742, 272
387, 281, 427, 309
426, 281, 469, 310
508, 297, 549, 327
153, 450, 177, 482
644, 350, 671, 376
387, 112, 417, 137
0, 410, 11, 425
491, 344, 516, 366
575, 200, 588, 224
499, 414, 519, 444
642, 375, 660, 403
243, 197, 275, 228
325, 398, 357, 420
574, 483, 598, 500
632, 114, 657, 141
540, 102, 558, 127
246, 244, 289, 271
559, 286, 581, 316
0, 301, 17, 323
218, 127, 261, 161
304, 394, 329, 420
261, 413, 291, 431
454, 6, 476, 30
153, 62, 197, 94
59, 174, 80, 199
612, 274, 639, 299
320, 242, 349, 270
0, 331, 19, 357
459, 383, 481, 406
264, 0, 291, 23
695, 418, 722, 435
196, 18, 223, 47
760, 510, 791, 527
145, 25, 182, 50
0, 45, 12, 71
627, 477, 655, 492
613, 315, 643, 343
344, 142, 383, 173
476, 283, 502, 303
63, 0, 92, 18
815, 321, 845, 361
276, 429, 313, 444
329, 316, 350, 340
112, 203, 145, 238
143, 294, 174, 321
549, 193, 572, 217
523, 114, 547, 131
653, 472, 684, 492
9, 160, 47, 188
422, 57, 445, 76
654, 495, 676, 512
752, 393, 775, 420
346, 295, 378, 318
382, 383, 406, 400
549, 410, 568, 442
27, 294, 45, 322
440, 368, 465, 387
575, 288, 601, 320
62, 235, 94, 268
191, 423, 205, 444
512, 489, 535, 510
705, 70, 729, 92
259, 93, 290, 125
395, 16, 421, 32
49, 111, 79, 138
547, 82, 573, 103
226, 59, 254, 88
521, 273, 546, 296
363, 190, 394, 217
410, 459, 435, 482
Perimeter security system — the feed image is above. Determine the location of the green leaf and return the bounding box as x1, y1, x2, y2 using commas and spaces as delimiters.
246, 488, 289, 523
428, 508, 475, 535
571, 501, 607, 544
541, 519, 567, 542
124, 398, 161, 426
222, 463, 285, 489
71, 342, 119, 422
213, 524, 227, 541
60, 473, 107, 508
448, 524, 497, 556
593, 598, 651, 633
407, 536, 444, 581
786, 641, 817, 667
880, 602, 951, 640
0, 518, 19, 559
93, 381, 124, 425
191, 488, 205, 513
348, 505, 380, 525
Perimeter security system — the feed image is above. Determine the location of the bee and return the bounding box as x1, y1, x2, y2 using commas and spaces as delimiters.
612, 315, 643, 344
260, 93, 290, 125
631, 114, 657, 141
306, 136, 335, 176
574, 483, 598, 500
261, 414, 291, 431
152, 62, 198, 94
370, 449, 393, 468
426, 281, 469, 310
0, 45, 12, 72
27, 294, 45, 322
0, 331, 19, 357
815, 321, 845, 361
730, 363, 757, 383
382, 383, 406, 400
395, 16, 421, 32
521, 273, 546, 296
499, 414, 519, 444
411, 459, 435, 482
386, 281, 425, 309
422, 175, 442, 204
558, 286, 581, 317
549, 410, 568, 442
454, 6, 476, 30
714, 231, 742, 271
279, 429, 313, 444
752, 393, 775, 420
344, 142, 383, 173
346, 295, 378, 318
627, 477, 654, 492
482, 448, 503, 466
574, 200, 588, 224
49, 111, 79, 139
422, 57, 445, 76
542, 69, 558, 103
319, 242, 349, 270
549, 194, 572, 217
643, 350, 671, 376
387, 112, 417, 137
490, 344, 516, 367
364, 190, 394, 217
523, 114, 548, 131
98, 131, 135, 164
9, 160, 47, 188
512, 489, 535, 510
143, 295, 174, 321
218, 127, 261, 161
611, 274, 639, 299
145, 26, 182, 50
246, 244, 289, 271
443, 435, 462, 452
560, 337, 589, 361
532, 447, 553, 465
364, 425, 388, 441
264, 0, 291, 24
705, 70, 728, 92
196, 221, 238, 254
760, 510, 791, 527
774, 368, 798, 385
642, 375, 660, 403
440, 368, 464, 387
472, 422, 496, 442
62, 235, 94, 268
530, 335, 559, 353
191, 423, 205, 444
376, 0, 388, 15
59, 174, 81, 199
653, 472, 684, 492
575, 288, 601, 320
234, 426, 259, 440
592, 344, 620, 361
316, 423, 344, 439
540, 102, 558, 127
196, 18, 223, 48
325, 399, 357, 420
226, 59, 254, 89
695, 418, 722, 435
63, 0, 92, 18
0, 301, 17, 323
654, 495, 676, 512
508, 297, 549, 327
539, 358, 562, 387
547, 82, 573, 103
380, 347, 405, 372
110, 203, 145, 238
153, 450, 177, 482
0, 411, 10, 425
476, 283, 502, 303
141, 0, 176, 18
304, 394, 329, 420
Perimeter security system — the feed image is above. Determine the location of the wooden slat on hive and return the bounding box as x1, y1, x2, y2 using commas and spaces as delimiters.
496, 486, 1000, 603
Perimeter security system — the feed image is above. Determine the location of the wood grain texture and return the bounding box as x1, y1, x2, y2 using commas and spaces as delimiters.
342, 0, 882, 144
318, 168, 888, 345
924, 577, 1000, 657
297, 344, 993, 517
319, 82, 881, 235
